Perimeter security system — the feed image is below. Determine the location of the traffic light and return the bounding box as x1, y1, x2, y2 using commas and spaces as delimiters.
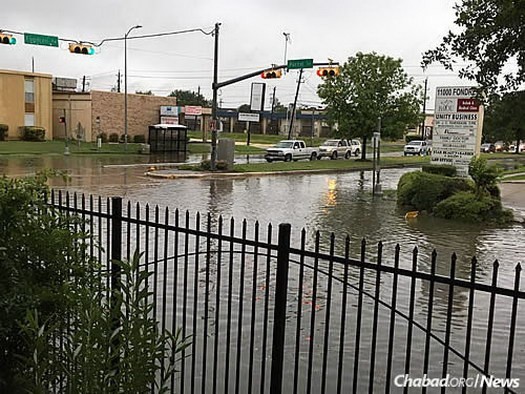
68, 43, 95, 55
261, 69, 282, 79
316, 67, 340, 77
0, 33, 16, 45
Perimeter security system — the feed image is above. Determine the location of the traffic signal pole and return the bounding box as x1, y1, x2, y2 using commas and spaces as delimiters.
211, 60, 337, 169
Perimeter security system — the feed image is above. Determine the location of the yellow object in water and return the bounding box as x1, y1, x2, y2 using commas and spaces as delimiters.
405, 211, 419, 220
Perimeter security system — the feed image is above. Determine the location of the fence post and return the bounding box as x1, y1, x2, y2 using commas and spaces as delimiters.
270, 223, 291, 394
110, 197, 123, 376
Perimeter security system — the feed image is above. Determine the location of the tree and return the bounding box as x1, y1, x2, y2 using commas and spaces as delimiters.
422, 0, 525, 94
317, 52, 422, 159
484, 91, 525, 152
135, 90, 154, 95
168, 89, 211, 107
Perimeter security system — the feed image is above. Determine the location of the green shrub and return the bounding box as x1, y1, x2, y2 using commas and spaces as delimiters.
469, 156, 502, 197
422, 164, 457, 177
0, 173, 85, 391
20, 126, 45, 141
109, 132, 119, 143
133, 134, 146, 143
199, 159, 229, 171
434, 191, 513, 223
397, 171, 473, 212
0, 124, 7, 141
20, 251, 191, 393
97, 132, 108, 143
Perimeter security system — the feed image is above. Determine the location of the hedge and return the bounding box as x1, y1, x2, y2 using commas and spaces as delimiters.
434, 191, 513, 223
0, 124, 7, 141
133, 134, 146, 143
397, 171, 473, 212
20, 126, 45, 141
422, 164, 457, 177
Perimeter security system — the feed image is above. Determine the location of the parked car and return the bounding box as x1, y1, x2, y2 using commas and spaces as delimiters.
481, 143, 496, 153
317, 139, 362, 160
508, 143, 525, 153
403, 140, 430, 156
318, 139, 351, 160
349, 139, 362, 156
265, 140, 318, 162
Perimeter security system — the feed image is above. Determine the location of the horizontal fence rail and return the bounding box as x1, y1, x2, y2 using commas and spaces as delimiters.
49, 190, 525, 394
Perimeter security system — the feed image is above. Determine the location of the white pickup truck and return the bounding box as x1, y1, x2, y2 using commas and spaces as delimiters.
265, 140, 318, 162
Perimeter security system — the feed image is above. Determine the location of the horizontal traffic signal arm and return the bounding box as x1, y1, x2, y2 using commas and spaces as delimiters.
214, 61, 339, 89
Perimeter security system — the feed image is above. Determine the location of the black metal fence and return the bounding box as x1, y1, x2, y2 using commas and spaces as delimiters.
50, 191, 525, 394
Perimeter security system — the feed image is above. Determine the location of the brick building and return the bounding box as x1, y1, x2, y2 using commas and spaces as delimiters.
52, 90, 178, 142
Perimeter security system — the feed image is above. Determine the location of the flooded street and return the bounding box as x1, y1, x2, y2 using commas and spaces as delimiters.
2, 154, 523, 285
3, 154, 525, 387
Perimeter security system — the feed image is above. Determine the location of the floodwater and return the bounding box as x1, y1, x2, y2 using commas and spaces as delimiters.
2, 154, 524, 390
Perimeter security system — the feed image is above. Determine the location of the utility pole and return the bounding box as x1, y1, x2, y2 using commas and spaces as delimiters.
269, 86, 276, 134
210, 22, 221, 171
421, 77, 428, 139
287, 68, 303, 139
117, 70, 121, 93
82, 75, 86, 93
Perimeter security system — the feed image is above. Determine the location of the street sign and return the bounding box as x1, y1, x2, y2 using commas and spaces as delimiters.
24, 33, 59, 47
287, 58, 314, 70
238, 113, 260, 122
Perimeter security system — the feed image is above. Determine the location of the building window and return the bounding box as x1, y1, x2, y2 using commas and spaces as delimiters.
24, 79, 35, 126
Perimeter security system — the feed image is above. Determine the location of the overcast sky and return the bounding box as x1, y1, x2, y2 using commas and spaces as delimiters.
1, 0, 465, 110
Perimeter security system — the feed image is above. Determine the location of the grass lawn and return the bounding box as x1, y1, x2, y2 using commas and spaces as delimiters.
503, 174, 525, 181
181, 155, 429, 173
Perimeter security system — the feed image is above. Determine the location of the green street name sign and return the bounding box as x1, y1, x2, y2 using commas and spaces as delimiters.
24, 33, 59, 47
287, 58, 314, 70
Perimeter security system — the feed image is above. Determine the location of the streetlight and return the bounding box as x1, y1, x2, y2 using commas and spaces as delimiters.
124, 24, 142, 150
282, 32, 290, 72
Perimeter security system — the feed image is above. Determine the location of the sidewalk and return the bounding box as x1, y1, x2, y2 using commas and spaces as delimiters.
500, 180, 525, 221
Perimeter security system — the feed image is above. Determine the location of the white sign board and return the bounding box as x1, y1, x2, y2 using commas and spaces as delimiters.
160, 116, 179, 125
160, 106, 180, 116
250, 82, 266, 111
431, 86, 484, 177
238, 112, 260, 122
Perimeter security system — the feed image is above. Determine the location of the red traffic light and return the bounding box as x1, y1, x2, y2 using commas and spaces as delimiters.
261, 69, 282, 79
317, 67, 339, 77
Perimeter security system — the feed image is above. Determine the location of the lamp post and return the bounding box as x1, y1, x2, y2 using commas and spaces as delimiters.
124, 24, 142, 150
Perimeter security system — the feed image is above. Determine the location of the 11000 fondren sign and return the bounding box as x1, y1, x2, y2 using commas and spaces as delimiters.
431, 86, 484, 177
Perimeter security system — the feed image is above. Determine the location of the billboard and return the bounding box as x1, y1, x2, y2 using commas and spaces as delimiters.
431, 86, 484, 177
